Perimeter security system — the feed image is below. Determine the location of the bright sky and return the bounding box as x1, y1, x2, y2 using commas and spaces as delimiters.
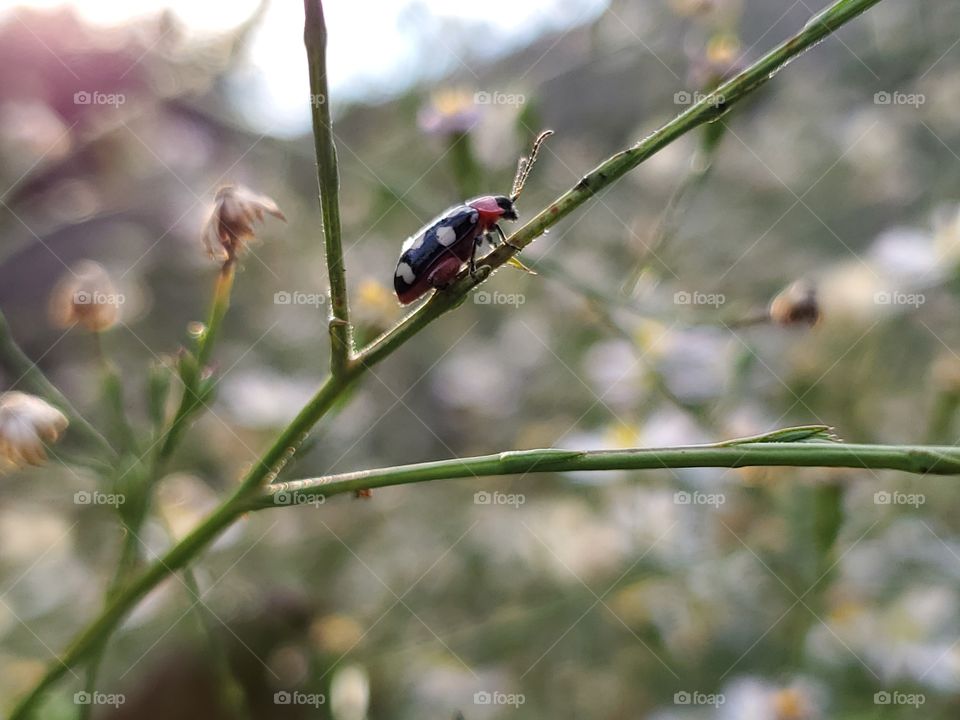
0, 0, 607, 135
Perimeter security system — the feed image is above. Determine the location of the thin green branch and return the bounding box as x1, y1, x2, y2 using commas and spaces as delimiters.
305, 0, 352, 376
158, 261, 237, 466
6, 1, 888, 715
92, 332, 137, 455
252, 433, 960, 508
0, 309, 117, 459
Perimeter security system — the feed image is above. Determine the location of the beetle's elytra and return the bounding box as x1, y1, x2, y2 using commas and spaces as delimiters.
394, 131, 553, 305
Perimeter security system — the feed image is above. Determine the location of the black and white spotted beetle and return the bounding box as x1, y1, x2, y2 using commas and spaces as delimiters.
393, 130, 553, 304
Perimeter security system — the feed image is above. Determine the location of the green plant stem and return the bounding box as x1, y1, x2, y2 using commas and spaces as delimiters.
305, 0, 352, 376
6, 1, 888, 715
0, 309, 116, 459
158, 261, 236, 463
181, 568, 251, 720
252, 438, 960, 508
93, 332, 137, 455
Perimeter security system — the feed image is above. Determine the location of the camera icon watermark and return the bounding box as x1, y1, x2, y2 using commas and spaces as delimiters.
874, 690, 925, 707
274, 290, 327, 308
474, 290, 525, 307
74, 691, 126, 708
873, 490, 925, 508
673, 290, 725, 307
74, 490, 125, 507
673, 690, 725, 707
873, 90, 925, 108
73, 90, 126, 108
273, 690, 326, 707
473, 90, 526, 106
674, 490, 725, 508
73, 290, 125, 307
673, 90, 725, 108
873, 291, 925, 307
274, 490, 326, 508
474, 490, 525, 508
473, 690, 525, 707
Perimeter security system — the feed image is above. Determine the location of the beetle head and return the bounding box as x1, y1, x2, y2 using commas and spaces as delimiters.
494, 195, 518, 221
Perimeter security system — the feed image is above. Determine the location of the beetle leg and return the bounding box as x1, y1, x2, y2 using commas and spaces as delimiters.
495, 224, 522, 251
468, 233, 484, 278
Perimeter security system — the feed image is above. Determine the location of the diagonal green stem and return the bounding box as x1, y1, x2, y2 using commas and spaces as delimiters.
305, 0, 352, 376
6, 1, 888, 715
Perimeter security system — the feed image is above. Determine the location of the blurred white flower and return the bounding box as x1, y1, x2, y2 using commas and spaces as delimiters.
220, 370, 318, 429
0, 392, 68, 468
656, 328, 731, 404
812, 582, 960, 689
330, 664, 370, 720
868, 227, 940, 282
719, 676, 825, 720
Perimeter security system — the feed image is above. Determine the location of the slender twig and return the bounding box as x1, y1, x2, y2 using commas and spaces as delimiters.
158, 260, 236, 463
0, 309, 116, 459
181, 566, 251, 720
92, 332, 137, 455
252, 434, 960, 508
6, 1, 888, 715
305, 0, 352, 375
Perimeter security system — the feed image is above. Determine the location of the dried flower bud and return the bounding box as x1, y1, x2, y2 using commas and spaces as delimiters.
0, 392, 68, 468
49, 260, 121, 332
769, 281, 820, 326
202, 184, 286, 264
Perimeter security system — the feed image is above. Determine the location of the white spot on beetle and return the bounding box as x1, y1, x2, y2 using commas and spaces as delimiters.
395, 262, 416, 284
469, 209, 479, 222
436, 225, 457, 246
402, 233, 425, 253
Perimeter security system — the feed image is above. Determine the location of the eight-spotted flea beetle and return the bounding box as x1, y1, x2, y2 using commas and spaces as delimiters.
394, 130, 553, 304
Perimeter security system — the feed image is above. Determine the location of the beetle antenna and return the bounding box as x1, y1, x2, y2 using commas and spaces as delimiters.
510, 129, 553, 201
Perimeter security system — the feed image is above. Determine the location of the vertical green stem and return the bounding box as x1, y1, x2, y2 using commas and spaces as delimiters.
305, 0, 352, 376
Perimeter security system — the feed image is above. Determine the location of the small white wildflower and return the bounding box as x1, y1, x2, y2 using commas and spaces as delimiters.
0, 392, 68, 468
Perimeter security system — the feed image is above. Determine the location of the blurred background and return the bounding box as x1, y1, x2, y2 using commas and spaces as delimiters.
2, 0, 960, 717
